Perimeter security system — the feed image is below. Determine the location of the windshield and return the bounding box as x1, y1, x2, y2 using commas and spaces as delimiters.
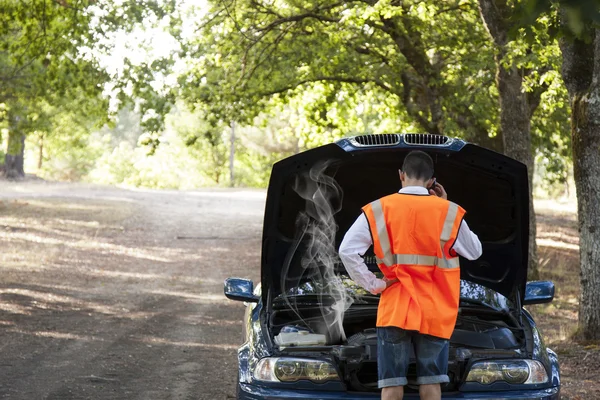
274, 276, 514, 311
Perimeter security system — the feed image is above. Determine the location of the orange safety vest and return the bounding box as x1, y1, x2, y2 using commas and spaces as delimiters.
362, 193, 466, 339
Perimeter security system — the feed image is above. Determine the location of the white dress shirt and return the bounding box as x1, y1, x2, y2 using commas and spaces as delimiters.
338, 186, 483, 295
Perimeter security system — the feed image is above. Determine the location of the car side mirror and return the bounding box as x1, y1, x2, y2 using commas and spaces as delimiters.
523, 281, 555, 305
224, 278, 259, 303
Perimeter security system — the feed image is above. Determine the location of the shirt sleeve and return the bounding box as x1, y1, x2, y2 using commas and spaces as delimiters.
451, 220, 483, 260
339, 213, 387, 294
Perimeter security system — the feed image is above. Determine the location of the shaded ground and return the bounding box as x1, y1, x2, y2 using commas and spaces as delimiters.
0, 181, 264, 400
0, 182, 597, 399
531, 199, 600, 400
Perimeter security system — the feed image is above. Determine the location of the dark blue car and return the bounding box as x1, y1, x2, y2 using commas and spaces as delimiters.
225, 134, 560, 399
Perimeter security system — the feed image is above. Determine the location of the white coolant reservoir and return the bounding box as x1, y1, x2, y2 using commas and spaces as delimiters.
274, 330, 327, 346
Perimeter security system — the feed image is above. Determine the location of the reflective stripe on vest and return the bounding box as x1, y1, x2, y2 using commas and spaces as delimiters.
370, 199, 460, 269
375, 253, 461, 269
371, 199, 395, 267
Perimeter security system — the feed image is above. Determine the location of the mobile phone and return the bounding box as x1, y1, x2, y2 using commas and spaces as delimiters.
428, 178, 437, 191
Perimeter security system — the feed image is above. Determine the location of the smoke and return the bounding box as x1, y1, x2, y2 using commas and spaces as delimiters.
279, 161, 354, 343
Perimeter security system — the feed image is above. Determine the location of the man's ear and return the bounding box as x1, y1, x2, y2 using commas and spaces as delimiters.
399, 170, 405, 182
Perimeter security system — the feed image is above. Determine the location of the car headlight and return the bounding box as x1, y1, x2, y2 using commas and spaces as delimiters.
254, 357, 339, 383
466, 360, 548, 385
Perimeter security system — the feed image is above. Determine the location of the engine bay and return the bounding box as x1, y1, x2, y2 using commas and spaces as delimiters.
270, 297, 527, 392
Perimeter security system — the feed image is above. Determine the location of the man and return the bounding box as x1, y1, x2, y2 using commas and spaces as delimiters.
339, 150, 482, 400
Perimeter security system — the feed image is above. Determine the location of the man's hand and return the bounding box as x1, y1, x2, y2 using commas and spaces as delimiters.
429, 181, 448, 200
370, 277, 399, 294
383, 277, 398, 289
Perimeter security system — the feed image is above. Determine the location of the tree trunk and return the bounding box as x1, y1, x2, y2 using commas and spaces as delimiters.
38, 133, 44, 170
478, 0, 539, 280
230, 121, 235, 187
496, 62, 539, 280
4, 125, 25, 180
559, 26, 600, 340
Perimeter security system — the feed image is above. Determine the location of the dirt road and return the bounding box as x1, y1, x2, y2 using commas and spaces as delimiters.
0, 181, 264, 400
1, 181, 599, 399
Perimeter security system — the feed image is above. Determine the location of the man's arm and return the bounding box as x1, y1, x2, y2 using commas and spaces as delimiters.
339, 214, 387, 295
430, 182, 482, 261
452, 220, 483, 260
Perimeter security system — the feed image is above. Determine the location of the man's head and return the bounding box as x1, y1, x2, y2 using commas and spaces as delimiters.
400, 150, 435, 188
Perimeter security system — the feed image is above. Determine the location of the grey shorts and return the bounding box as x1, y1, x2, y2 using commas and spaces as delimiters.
377, 326, 450, 388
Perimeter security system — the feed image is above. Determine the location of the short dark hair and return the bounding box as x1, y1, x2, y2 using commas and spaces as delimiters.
402, 151, 434, 181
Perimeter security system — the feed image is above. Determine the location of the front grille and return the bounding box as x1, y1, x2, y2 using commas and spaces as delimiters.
352, 134, 400, 147
403, 134, 450, 145
348, 133, 453, 148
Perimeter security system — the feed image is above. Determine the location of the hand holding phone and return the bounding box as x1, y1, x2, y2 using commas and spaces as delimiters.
429, 179, 448, 200
428, 178, 437, 191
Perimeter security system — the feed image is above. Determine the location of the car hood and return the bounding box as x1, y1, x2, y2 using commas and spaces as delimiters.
261, 134, 530, 304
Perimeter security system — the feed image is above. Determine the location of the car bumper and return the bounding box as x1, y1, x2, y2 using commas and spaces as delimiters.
238, 383, 560, 400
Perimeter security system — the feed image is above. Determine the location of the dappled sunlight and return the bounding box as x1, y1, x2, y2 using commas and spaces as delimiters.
537, 230, 579, 245
0, 260, 215, 286
15, 199, 115, 212
0, 186, 138, 205
0, 263, 53, 274
534, 199, 577, 215
145, 289, 235, 304
74, 266, 207, 285
179, 314, 241, 326
0, 215, 128, 246
0, 183, 263, 399
528, 202, 583, 355
133, 335, 237, 350
130, 187, 266, 199
8, 224, 98, 241
0, 301, 33, 315
528, 292, 580, 345
537, 237, 579, 251
0, 230, 175, 262
6, 327, 104, 342
1, 217, 109, 241
54, 218, 118, 229
0, 288, 127, 316
0, 286, 162, 322
543, 324, 573, 344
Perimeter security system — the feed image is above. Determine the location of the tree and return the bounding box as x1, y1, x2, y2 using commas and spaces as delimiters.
513, 0, 600, 340
477, 0, 566, 279
186, 0, 503, 148
0, 0, 178, 179
0, 0, 104, 178
558, 10, 600, 341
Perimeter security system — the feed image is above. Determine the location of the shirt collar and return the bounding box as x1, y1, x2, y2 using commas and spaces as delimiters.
399, 186, 429, 195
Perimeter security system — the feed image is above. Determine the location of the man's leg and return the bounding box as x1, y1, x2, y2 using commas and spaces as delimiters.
377, 327, 410, 400
419, 383, 441, 400
382, 386, 404, 400
413, 333, 449, 400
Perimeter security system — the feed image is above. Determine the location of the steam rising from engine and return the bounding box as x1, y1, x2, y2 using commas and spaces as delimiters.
279, 161, 354, 343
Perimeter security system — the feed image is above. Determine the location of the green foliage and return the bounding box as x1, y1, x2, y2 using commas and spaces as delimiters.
24, 97, 106, 180
0, 0, 578, 192
0, 0, 182, 177
81, 105, 229, 189
180, 0, 502, 147
171, 0, 575, 184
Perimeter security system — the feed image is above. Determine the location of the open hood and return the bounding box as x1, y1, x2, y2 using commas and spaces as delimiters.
261, 134, 530, 304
